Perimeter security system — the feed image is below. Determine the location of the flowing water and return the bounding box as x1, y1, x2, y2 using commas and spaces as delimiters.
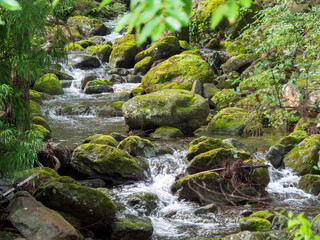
41, 20, 320, 239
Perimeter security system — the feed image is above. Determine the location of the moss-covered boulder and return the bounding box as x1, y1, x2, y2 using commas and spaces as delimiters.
109, 34, 140, 68
43, 68, 73, 80
67, 16, 110, 37
33, 180, 116, 227
29, 90, 43, 104
81, 74, 97, 90
245, 159, 270, 188
186, 136, 234, 160
112, 215, 153, 240
123, 89, 210, 134
124, 192, 159, 215
71, 143, 146, 183
83, 134, 118, 147
211, 89, 242, 109
87, 44, 113, 62
266, 144, 286, 168
133, 56, 153, 75
15, 167, 60, 185
30, 100, 41, 117
32, 116, 51, 133
186, 148, 251, 174
294, 117, 314, 132
298, 174, 320, 195
249, 210, 272, 219
33, 124, 51, 140
207, 107, 248, 135
65, 42, 84, 52
279, 130, 309, 152
135, 36, 181, 63
83, 79, 114, 94
97, 101, 124, 117
141, 53, 215, 93
131, 85, 145, 96
239, 217, 272, 232
33, 73, 64, 95
78, 39, 96, 48
171, 170, 265, 204
283, 134, 320, 175
73, 54, 100, 69
118, 136, 158, 157
149, 126, 184, 139
222, 54, 259, 74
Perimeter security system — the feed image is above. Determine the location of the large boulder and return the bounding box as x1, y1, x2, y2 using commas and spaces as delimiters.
87, 44, 113, 62
70, 143, 146, 183
72, 54, 101, 69
298, 174, 320, 195
117, 136, 158, 158
67, 16, 110, 37
33, 73, 64, 95
83, 134, 118, 147
134, 36, 181, 63
122, 89, 210, 134
283, 134, 320, 175
109, 34, 140, 68
83, 79, 114, 94
33, 180, 116, 227
141, 53, 215, 93
7, 191, 78, 240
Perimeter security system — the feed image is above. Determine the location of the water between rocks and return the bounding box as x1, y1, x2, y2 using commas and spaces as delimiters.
41, 20, 320, 239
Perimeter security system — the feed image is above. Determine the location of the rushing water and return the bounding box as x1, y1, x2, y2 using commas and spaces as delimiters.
40, 20, 320, 239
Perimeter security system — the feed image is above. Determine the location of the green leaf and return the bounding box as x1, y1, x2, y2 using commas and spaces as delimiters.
114, 14, 130, 32
138, 15, 161, 45
98, 0, 113, 10
239, 0, 252, 8
211, 5, 228, 29
0, 16, 4, 25
165, 16, 182, 31
51, 0, 60, 8
0, 0, 21, 10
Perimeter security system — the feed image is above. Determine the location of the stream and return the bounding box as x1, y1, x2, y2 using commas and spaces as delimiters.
41, 19, 320, 239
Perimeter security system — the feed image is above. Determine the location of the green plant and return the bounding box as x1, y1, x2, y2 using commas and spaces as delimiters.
288, 211, 320, 240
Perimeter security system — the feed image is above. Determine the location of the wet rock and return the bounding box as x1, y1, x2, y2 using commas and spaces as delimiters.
222, 138, 244, 150
102, 92, 131, 102
49, 142, 70, 167
109, 34, 140, 68
202, 83, 218, 99
239, 217, 272, 232
127, 74, 142, 83
81, 74, 97, 90
112, 214, 153, 240
224, 230, 287, 240
141, 53, 215, 93
33, 180, 116, 227
186, 148, 251, 174
133, 56, 153, 75
191, 80, 202, 96
108, 68, 130, 76
78, 178, 107, 188
194, 203, 218, 215
135, 36, 181, 63
118, 136, 158, 157
60, 80, 72, 88
73, 55, 100, 69
111, 132, 127, 142
71, 143, 146, 183
83, 134, 118, 147
298, 174, 320, 195
97, 101, 124, 117
149, 126, 184, 139
208, 51, 226, 74
84, 79, 114, 94
131, 85, 145, 96
33, 73, 64, 95
78, 39, 96, 48
283, 134, 320, 175
266, 144, 286, 168
107, 74, 125, 84
88, 36, 106, 45
59, 104, 90, 115
207, 107, 248, 135
124, 192, 159, 215
128, 129, 147, 137
87, 44, 113, 62
279, 130, 308, 152
222, 54, 259, 74
67, 16, 111, 37
43, 68, 73, 80
7, 191, 78, 240
123, 89, 209, 134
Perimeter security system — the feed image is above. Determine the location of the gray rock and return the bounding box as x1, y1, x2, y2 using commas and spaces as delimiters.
202, 83, 218, 99
7, 191, 78, 240
73, 55, 100, 69
222, 54, 259, 74
78, 178, 107, 188
108, 74, 125, 83
67, 16, 111, 37
102, 92, 131, 103
127, 74, 142, 83
60, 80, 72, 88
191, 80, 202, 96
50, 142, 70, 167
84, 80, 114, 94
194, 203, 218, 215
124, 192, 159, 215
108, 68, 130, 76
266, 144, 286, 168
81, 74, 97, 90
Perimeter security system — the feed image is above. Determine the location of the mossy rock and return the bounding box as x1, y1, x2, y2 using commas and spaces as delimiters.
60, 105, 90, 115
203, 83, 219, 99
32, 116, 51, 133
73, 54, 101, 69
97, 101, 125, 117
109, 34, 140, 68
239, 217, 272, 232
15, 167, 60, 185
33, 73, 64, 95
33, 181, 116, 226
298, 174, 320, 195
294, 117, 315, 132
30, 100, 41, 117
131, 85, 145, 96
133, 56, 153, 75
135, 36, 181, 63
67, 16, 110, 37
83, 134, 118, 147
83, 79, 114, 94
78, 39, 96, 48
211, 89, 242, 109
29, 90, 43, 104
245, 159, 270, 187
118, 136, 158, 157
33, 124, 51, 140
179, 40, 193, 50
65, 43, 84, 52
221, 41, 247, 56
186, 136, 234, 160
141, 53, 215, 93
222, 54, 259, 74
123, 89, 210, 134
215, 71, 240, 89
71, 143, 146, 183
186, 147, 251, 174
279, 130, 309, 152
207, 107, 248, 135
43, 68, 73, 80
249, 210, 272, 219
149, 126, 184, 139
87, 44, 113, 62
312, 213, 320, 235
123, 192, 159, 215
283, 134, 320, 175
205, 38, 220, 49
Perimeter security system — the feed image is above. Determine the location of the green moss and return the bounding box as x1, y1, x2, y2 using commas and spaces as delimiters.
87, 44, 113, 62
29, 90, 43, 104
298, 174, 320, 195
239, 70, 275, 92
179, 40, 193, 50
30, 100, 41, 117
279, 130, 309, 152
118, 136, 158, 157
15, 167, 60, 184
65, 43, 83, 51
131, 85, 145, 96
32, 116, 51, 133
78, 40, 96, 48
211, 89, 242, 109
207, 107, 248, 135
294, 118, 315, 132
221, 41, 247, 56
283, 134, 320, 175
102, 40, 112, 46
133, 56, 153, 75
239, 217, 272, 231
150, 126, 184, 139
141, 53, 215, 93
246, 159, 270, 187
186, 136, 234, 160
83, 134, 118, 147
249, 210, 272, 219
33, 73, 64, 95
33, 124, 51, 140
174, 171, 219, 185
